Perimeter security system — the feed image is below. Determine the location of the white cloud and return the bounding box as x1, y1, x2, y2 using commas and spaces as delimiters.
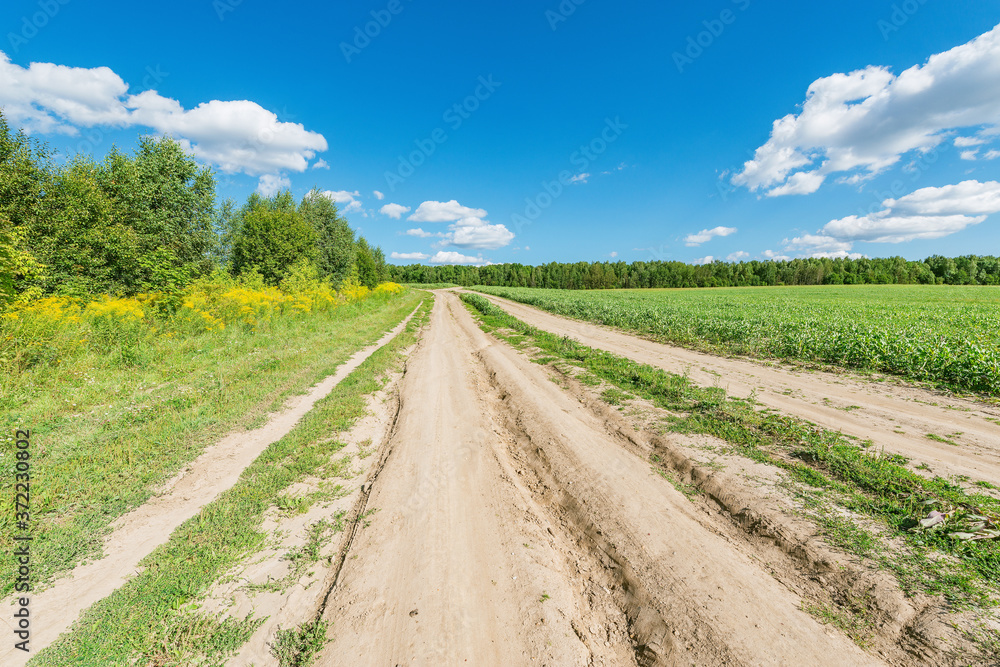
810, 251, 865, 260
985, 150, 1000, 160
430, 251, 485, 265
961, 150, 979, 161
380, 203, 411, 219
569, 173, 590, 184
685, 226, 738, 247
821, 180, 1000, 244
403, 200, 514, 250
409, 200, 488, 223
0, 51, 328, 176
762, 250, 791, 261
726, 251, 750, 262
256, 174, 291, 197
405, 228, 436, 238
373, 190, 385, 200
444, 216, 514, 250
955, 136, 985, 148
766, 171, 827, 197
782, 234, 856, 255
390, 252, 429, 261
312, 159, 330, 170
693, 256, 715, 265
323, 190, 363, 213
733, 24, 1000, 196
609, 251, 618, 258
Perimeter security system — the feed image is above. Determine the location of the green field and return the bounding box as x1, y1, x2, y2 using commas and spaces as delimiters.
472, 285, 1000, 395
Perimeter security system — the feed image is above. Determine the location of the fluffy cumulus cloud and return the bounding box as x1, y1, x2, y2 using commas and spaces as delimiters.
390, 252, 430, 261
692, 256, 715, 265
732, 24, 1000, 196
430, 251, 486, 265
312, 159, 330, 170
373, 190, 385, 200
0, 51, 327, 176
726, 251, 750, 262
780, 180, 1000, 257
407, 200, 514, 250
684, 226, 737, 247
408, 200, 488, 223
323, 190, 363, 213
380, 203, 411, 219
405, 228, 436, 238
821, 180, 1000, 243
257, 174, 291, 197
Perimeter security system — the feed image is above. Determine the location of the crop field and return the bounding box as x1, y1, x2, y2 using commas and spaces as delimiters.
471, 284, 1000, 395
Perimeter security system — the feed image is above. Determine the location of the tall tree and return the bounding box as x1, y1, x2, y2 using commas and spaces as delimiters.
299, 189, 355, 284
231, 191, 317, 284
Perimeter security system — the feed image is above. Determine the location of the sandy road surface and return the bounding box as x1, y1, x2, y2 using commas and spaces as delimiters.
471, 291, 1000, 486
319, 291, 879, 666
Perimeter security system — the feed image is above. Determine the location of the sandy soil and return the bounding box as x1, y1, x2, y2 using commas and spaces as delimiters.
0, 307, 419, 667
314, 292, 882, 666
471, 291, 1000, 488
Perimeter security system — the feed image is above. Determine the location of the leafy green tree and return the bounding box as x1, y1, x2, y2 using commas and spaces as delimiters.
231, 191, 317, 284
32, 158, 143, 295
97, 138, 216, 291
0, 112, 49, 301
299, 189, 355, 284
354, 236, 379, 289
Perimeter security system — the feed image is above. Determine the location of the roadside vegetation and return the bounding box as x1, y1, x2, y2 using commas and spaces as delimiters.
472, 285, 1000, 395
30, 295, 431, 666
462, 293, 1000, 658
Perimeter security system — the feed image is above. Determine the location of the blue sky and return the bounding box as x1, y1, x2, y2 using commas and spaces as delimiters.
2, 0, 999, 266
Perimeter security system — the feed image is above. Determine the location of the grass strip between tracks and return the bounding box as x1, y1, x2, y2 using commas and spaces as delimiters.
462, 293, 1000, 627
31, 295, 433, 667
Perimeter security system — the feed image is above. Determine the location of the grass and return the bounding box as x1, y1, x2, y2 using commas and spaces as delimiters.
28, 295, 432, 665
271, 619, 329, 667
461, 292, 1000, 617
0, 288, 423, 598
471, 284, 1000, 395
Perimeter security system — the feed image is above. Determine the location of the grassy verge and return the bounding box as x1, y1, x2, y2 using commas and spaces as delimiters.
461, 293, 999, 638
0, 289, 423, 597
32, 295, 432, 665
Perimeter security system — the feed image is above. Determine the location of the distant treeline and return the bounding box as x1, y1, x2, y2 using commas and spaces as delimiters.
0, 111, 386, 304
388, 255, 1000, 290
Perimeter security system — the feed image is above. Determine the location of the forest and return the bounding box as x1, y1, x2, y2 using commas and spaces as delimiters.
0, 111, 387, 306
388, 254, 1000, 290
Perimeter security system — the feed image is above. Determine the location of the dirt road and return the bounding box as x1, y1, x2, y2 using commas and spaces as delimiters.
471, 291, 1000, 487
317, 291, 880, 666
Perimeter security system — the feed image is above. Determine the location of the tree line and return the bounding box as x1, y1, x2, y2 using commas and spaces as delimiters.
389, 254, 1000, 289
0, 111, 387, 304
